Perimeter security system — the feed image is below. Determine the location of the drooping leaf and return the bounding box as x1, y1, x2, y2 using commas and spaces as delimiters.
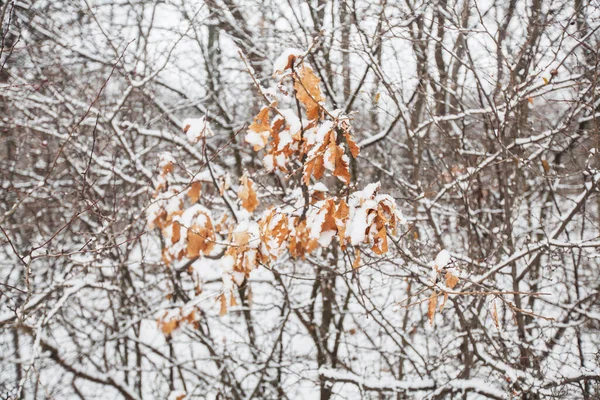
294, 64, 324, 121
492, 301, 500, 330
219, 293, 227, 316
352, 248, 361, 270
246, 107, 271, 151
445, 271, 459, 289
428, 291, 438, 326
238, 174, 259, 212
188, 181, 202, 203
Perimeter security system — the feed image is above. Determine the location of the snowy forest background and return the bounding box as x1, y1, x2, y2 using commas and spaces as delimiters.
1, 0, 600, 398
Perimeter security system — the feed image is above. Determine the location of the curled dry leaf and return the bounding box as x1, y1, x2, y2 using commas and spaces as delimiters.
428, 291, 438, 326
492, 300, 500, 330
343, 130, 360, 158
352, 248, 361, 270
439, 292, 449, 312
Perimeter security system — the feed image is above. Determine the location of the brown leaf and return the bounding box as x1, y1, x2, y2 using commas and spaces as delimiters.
541, 159, 550, 174
372, 227, 388, 255
284, 54, 297, 71
188, 181, 201, 203
352, 248, 361, 270
238, 174, 259, 212
186, 218, 215, 258
428, 291, 438, 326
162, 161, 174, 175
246, 107, 271, 151
230, 291, 238, 307
303, 153, 325, 185
492, 301, 500, 329
344, 131, 360, 158
294, 64, 324, 120
171, 222, 181, 244
219, 293, 227, 316
334, 200, 349, 243
439, 292, 449, 312
326, 141, 351, 184
158, 317, 178, 335
445, 271, 459, 289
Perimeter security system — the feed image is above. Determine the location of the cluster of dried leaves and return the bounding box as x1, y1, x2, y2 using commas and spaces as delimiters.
148, 50, 404, 334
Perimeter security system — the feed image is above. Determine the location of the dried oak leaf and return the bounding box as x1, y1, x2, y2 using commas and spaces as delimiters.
171, 222, 181, 244
492, 301, 500, 329
238, 174, 259, 213
445, 271, 459, 289
326, 140, 351, 184
218, 293, 227, 316
187, 216, 215, 258
294, 64, 324, 121
246, 107, 271, 151
158, 315, 178, 335
188, 181, 201, 203
343, 131, 360, 158
303, 151, 325, 185
372, 226, 388, 255
428, 291, 438, 326
352, 248, 361, 270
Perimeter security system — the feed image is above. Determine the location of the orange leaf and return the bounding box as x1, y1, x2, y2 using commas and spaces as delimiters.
352, 248, 361, 270
246, 107, 271, 151
186, 219, 215, 258
428, 291, 438, 326
230, 291, 238, 307
326, 141, 351, 184
439, 292, 449, 312
344, 131, 360, 158
372, 227, 388, 255
188, 181, 201, 203
541, 159, 550, 173
158, 317, 178, 335
294, 64, 324, 121
445, 271, 459, 289
171, 222, 181, 244
219, 293, 227, 316
162, 161, 174, 175
238, 174, 259, 212
334, 200, 349, 243
492, 301, 500, 329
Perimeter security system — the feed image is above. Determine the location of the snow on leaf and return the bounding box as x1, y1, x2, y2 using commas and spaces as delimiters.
435, 250, 451, 269
324, 139, 351, 184
183, 116, 214, 144
246, 107, 271, 151
273, 48, 304, 75
187, 221, 215, 258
